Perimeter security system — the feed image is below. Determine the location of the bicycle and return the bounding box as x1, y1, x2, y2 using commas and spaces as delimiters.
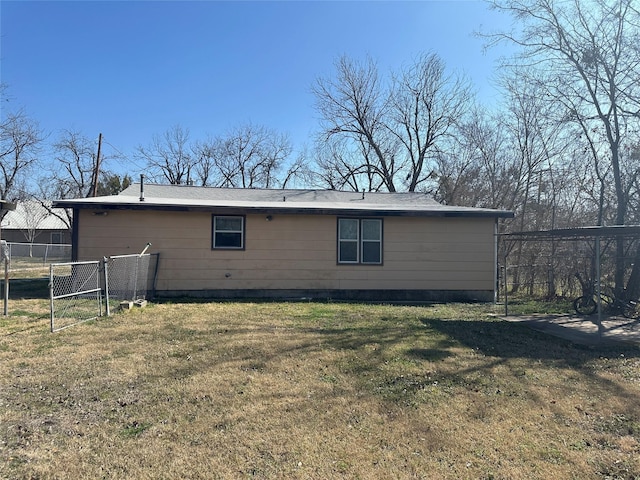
573, 283, 640, 319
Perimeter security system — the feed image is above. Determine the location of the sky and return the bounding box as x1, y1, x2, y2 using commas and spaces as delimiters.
1, 0, 513, 178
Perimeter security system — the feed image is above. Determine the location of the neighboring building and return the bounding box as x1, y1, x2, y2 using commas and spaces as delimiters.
53, 184, 513, 302
0, 201, 71, 244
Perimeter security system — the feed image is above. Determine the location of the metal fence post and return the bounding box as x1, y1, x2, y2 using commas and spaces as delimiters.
3, 256, 9, 316
103, 257, 110, 317
133, 255, 140, 300
49, 264, 55, 333
504, 262, 509, 317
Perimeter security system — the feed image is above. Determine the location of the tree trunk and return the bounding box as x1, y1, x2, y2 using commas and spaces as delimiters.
624, 241, 640, 300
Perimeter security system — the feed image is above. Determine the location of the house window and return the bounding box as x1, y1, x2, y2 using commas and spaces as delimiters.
212, 215, 245, 249
51, 232, 64, 244
338, 218, 382, 264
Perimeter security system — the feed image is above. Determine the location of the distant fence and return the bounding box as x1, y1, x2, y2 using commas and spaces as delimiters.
5, 243, 72, 280
6, 242, 72, 265
49, 253, 159, 332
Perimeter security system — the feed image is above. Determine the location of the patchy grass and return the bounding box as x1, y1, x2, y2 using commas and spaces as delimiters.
501, 295, 575, 316
1, 300, 639, 479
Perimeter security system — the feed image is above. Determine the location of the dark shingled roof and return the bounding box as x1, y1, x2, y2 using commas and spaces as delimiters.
53, 183, 514, 219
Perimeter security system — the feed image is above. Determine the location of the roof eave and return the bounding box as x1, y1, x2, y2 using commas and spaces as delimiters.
53, 199, 514, 219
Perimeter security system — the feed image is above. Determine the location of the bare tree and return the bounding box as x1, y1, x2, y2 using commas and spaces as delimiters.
485, 0, 640, 294
136, 125, 194, 185
493, 75, 570, 295
312, 53, 473, 192
0, 110, 43, 202
431, 137, 486, 207
313, 55, 399, 191
191, 137, 217, 187
311, 137, 386, 192
48, 130, 98, 199
498, 70, 569, 230
390, 52, 472, 191
459, 108, 515, 209
626, 143, 640, 224
193, 123, 294, 189
280, 150, 313, 189
39, 130, 101, 228
17, 201, 48, 255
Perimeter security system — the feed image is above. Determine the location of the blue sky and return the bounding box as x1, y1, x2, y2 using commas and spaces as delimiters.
1, 0, 512, 176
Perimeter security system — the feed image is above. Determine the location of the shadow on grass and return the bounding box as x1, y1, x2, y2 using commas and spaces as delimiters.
1, 278, 49, 299
421, 318, 640, 361
405, 347, 453, 362
293, 316, 640, 409
302, 314, 639, 361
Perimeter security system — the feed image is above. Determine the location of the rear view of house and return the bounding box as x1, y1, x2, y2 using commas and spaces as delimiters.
54, 184, 513, 302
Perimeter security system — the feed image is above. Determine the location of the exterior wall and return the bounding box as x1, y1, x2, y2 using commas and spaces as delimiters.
76, 209, 497, 301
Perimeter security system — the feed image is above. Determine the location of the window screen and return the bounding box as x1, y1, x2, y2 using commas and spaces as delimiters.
361, 219, 382, 264
338, 218, 359, 263
213, 216, 244, 249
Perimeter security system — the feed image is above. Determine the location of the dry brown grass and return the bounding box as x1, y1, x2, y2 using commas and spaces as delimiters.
1, 300, 639, 479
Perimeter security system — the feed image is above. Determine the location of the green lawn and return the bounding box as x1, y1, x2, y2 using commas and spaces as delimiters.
1, 300, 639, 479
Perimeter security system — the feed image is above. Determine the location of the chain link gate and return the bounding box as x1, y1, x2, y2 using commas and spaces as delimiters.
49, 261, 102, 332
49, 252, 159, 332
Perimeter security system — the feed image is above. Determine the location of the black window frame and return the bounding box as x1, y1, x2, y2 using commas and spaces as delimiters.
212, 215, 245, 250
337, 217, 383, 265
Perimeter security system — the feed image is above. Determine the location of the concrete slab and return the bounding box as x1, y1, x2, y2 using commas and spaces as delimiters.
504, 313, 640, 347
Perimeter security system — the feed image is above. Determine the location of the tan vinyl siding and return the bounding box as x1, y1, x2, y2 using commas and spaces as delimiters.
76, 210, 496, 293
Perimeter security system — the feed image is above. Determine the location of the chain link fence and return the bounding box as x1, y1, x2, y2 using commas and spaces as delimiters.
105, 253, 159, 312
49, 253, 159, 332
6, 242, 72, 278
7, 242, 71, 263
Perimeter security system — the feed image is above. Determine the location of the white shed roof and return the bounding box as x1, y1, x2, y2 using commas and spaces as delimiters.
1, 201, 69, 230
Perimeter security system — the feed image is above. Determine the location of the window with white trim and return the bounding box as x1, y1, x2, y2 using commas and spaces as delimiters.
212, 215, 245, 249
338, 218, 382, 264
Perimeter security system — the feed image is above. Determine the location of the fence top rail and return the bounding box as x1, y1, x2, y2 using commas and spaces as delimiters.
7, 242, 72, 247
501, 225, 640, 240
108, 253, 153, 259
50, 260, 100, 267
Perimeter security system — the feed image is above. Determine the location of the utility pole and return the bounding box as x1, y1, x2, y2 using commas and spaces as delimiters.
90, 133, 103, 197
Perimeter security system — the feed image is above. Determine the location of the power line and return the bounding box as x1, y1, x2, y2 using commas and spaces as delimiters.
100, 137, 147, 173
